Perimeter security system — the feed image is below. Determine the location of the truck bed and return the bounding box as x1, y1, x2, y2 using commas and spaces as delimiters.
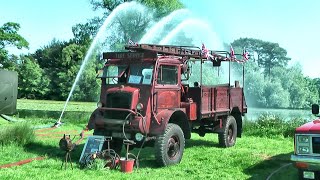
187, 85, 247, 119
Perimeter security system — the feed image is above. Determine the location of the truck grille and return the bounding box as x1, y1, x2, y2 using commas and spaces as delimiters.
105, 92, 132, 119
312, 137, 320, 154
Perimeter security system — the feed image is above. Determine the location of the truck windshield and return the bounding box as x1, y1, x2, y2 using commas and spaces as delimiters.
97, 64, 154, 85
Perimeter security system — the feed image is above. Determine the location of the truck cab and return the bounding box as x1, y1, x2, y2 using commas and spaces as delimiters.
85, 44, 247, 166
291, 104, 320, 179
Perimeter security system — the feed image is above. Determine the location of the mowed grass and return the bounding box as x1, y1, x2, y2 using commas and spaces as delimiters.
17, 99, 96, 112
0, 123, 298, 180
0, 100, 302, 179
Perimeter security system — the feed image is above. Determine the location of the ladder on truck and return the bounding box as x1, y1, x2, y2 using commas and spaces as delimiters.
125, 44, 246, 63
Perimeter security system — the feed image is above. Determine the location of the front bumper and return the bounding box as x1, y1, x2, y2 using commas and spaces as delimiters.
291, 155, 320, 170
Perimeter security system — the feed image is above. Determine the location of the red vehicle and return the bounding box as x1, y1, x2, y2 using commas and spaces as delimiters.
291, 104, 320, 180
86, 44, 247, 166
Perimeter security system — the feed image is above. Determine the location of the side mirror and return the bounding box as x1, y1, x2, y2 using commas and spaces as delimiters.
312, 104, 319, 115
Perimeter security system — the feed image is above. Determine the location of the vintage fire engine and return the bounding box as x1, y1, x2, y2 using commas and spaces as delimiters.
85, 44, 247, 166
291, 104, 320, 180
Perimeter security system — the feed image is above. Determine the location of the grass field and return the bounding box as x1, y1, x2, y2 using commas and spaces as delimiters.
0, 99, 305, 179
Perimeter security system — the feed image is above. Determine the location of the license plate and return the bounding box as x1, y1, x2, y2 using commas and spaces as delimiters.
303, 171, 315, 179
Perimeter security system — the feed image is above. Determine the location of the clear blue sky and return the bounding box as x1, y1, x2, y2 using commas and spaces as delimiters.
1, 0, 319, 78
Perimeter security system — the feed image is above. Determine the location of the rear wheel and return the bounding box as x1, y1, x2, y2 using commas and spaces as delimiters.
218, 116, 237, 147
155, 123, 185, 166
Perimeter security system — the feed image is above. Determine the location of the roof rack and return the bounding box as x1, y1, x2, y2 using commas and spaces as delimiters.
125, 44, 246, 62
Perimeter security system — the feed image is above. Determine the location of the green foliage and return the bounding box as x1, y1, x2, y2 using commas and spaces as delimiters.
88, 0, 184, 51
244, 114, 308, 138
17, 56, 50, 99
90, 0, 183, 18
140, 0, 184, 18
0, 122, 295, 180
244, 62, 267, 107
232, 38, 291, 77
85, 158, 107, 170
0, 22, 29, 49
0, 122, 35, 146
0, 22, 29, 70
72, 17, 102, 45
232, 38, 319, 109
264, 80, 290, 108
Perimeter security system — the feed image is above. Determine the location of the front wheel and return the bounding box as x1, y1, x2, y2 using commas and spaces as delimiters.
155, 123, 185, 166
218, 116, 237, 147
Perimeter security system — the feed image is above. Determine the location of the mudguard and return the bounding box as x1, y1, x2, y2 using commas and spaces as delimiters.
150, 109, 191, 139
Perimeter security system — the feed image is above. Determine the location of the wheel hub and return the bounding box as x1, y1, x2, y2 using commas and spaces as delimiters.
228, 127, 234, 144
167, 136, 180, 159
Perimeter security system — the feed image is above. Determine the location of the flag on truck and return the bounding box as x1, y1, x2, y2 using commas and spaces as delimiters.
201, 43, 214, 60
128, 39, 138, 46
242, 47, 249, 60
230, 45, 235, 58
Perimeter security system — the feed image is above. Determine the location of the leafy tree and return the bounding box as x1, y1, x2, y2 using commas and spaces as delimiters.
0, 22, 28, 69
314, 78, 320, 103
58, 43, 100, 101
72, 17, 103, 45
243, 61, 267, 107
17, 56, 50, 99
264, 79, 290, 108
32, 39, 70, 100
232, 38, 291, 77
90, 0, 183, 19
87, 0, 184, 51
305, 77, 319, 106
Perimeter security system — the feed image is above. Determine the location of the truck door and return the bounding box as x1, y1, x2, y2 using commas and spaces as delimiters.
154, 64, 180, 113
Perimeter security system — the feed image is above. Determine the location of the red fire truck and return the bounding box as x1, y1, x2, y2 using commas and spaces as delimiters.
291, 104, 320, 179
86, 44, 247, 166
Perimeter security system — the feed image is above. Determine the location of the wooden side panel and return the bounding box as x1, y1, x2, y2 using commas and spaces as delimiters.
216, 87, 229, 111
201, 87, 211, 113
211, 88, 215, 112
230, 88, 246, 112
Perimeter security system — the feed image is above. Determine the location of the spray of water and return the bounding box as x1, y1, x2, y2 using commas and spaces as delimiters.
56, 1, 143, 124
139, 9, 190, 44
159, 18, 222, 49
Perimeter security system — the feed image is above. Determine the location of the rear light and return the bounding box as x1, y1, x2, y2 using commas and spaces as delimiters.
295, 162, 309, 169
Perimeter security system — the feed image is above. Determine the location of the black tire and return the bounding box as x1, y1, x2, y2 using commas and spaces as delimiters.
218, 116, 237, 147
155, 123, 185, 166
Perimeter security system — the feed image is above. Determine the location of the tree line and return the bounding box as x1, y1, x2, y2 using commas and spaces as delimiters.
0, 0, 319, 108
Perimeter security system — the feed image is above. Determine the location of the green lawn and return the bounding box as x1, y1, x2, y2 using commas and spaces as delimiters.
17, 99, 96, 112
0, 123, 298, 180
0, 100, 300, 179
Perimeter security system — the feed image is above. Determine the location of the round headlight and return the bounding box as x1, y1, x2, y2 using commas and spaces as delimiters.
135, 133, 144, 141
136, 103, 143, 110
97, 102, 103, 108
